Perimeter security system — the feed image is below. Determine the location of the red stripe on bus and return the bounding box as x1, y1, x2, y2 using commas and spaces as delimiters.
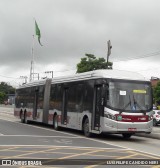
115, 114, 148, 122
26, 111, 32, 117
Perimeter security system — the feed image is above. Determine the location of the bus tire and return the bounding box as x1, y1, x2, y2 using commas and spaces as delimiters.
53, 115, 60, 131
20, 112, 24, 123
83, 118, 92, 137
122, 133, 132, 139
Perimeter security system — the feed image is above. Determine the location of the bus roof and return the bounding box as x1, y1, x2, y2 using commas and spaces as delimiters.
18, 69, 149, 89
51, 69, 148, 84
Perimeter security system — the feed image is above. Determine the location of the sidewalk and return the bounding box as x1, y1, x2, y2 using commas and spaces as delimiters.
0, 104, 14, 108
0, 104, 14, 114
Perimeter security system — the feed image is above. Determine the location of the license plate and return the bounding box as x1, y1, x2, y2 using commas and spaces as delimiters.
128, 128, 137, 131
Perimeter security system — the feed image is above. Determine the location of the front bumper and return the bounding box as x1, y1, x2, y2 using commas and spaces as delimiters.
101, 117, 153, 134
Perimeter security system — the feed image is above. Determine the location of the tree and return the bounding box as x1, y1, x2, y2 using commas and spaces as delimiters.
76, 54, 113, 73
0, 92, 6, 104
153, 81, 160, 105
0, 82, 15, 104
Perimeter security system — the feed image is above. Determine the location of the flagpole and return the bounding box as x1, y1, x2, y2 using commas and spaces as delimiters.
29, 19, 42, 82
30, 35, 35, 82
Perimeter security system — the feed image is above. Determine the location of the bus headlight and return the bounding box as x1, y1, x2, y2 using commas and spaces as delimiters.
148, 115, 153, 121
104, 113, 116, 120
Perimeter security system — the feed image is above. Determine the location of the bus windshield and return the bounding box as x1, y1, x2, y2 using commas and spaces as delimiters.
106, 80, 152, 113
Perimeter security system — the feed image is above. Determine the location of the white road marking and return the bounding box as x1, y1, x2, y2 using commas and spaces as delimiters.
0, 135, 82, 138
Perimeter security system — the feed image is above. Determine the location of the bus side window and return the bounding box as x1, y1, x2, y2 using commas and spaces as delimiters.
84, 81, 94, 112
76, 84, 84, 112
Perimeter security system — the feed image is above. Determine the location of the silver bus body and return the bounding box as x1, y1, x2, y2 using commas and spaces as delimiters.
14, 70, 153, 138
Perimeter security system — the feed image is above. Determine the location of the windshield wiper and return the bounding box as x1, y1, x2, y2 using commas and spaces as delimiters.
133, 95, 146, 115
119, 95, 131, 114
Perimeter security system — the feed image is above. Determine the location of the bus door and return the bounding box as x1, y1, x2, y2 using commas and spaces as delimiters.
61, 88, 68, 125
92, 85, 103, 131
33, 87, 38, 120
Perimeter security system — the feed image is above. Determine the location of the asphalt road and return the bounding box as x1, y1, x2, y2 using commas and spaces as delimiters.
0, 105, 159, 168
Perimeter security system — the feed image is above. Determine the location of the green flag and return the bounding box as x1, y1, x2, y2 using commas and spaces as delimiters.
35, 20, 43, 46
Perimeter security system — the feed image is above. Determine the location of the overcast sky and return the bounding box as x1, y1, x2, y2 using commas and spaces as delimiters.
1, 0, 160, 86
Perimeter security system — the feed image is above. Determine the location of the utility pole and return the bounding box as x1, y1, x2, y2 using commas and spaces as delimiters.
107, 40, 112, 69
45, 71, 53, 78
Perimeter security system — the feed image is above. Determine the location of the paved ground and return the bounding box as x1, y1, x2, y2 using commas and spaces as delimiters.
2, 121, 158, 168
0, 146, 159, 168
0, 105, 159, 168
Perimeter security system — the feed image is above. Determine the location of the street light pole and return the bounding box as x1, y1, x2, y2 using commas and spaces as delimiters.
30, 35, 35, 82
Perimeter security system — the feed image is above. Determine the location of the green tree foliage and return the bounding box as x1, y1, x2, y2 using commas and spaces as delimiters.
153, 81, 160, 105
76, 54, 113, 73
0, 82, 15, 103
0, 92, 6, 104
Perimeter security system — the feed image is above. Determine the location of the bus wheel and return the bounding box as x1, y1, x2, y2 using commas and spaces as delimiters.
122, 133, 132, 139
20, 112, 24, 123
53, 115, 60, 131
83, 118, 92, 137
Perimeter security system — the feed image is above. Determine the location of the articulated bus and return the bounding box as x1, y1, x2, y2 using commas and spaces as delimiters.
14, 70, 153, 139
